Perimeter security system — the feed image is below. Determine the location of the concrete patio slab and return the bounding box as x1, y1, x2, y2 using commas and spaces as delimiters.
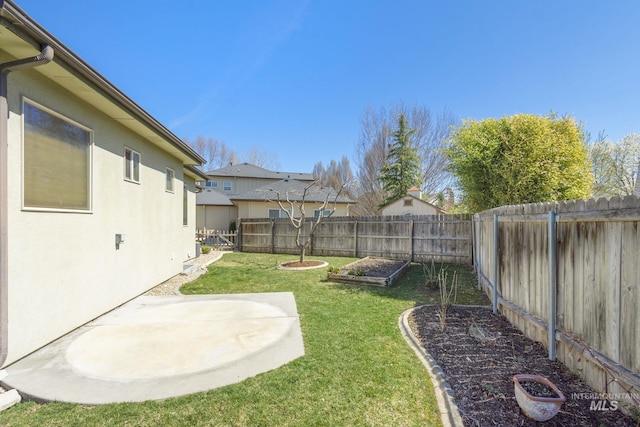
1, 292, 304, 405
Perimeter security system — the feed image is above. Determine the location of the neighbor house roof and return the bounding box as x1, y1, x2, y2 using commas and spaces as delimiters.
231, 179, 354, 204
205, 163, 314, 181
0, 0, 204, 167
196, 189, 234, 206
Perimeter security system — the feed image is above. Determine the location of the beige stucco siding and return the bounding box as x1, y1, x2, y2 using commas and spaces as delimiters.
236, 201, 350, 219
381, 197, 440, 216
196, 205, 238, 230
4, 67, 193, 365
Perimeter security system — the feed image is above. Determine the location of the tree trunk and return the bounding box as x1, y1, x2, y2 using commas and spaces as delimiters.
299, 244, 306, 263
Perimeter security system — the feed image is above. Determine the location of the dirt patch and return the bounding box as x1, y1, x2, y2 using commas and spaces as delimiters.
409, 305, 638, 426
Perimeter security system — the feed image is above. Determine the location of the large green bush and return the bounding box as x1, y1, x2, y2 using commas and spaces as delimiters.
444, 114, 593, 212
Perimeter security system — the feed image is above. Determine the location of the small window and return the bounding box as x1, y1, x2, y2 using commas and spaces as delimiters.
124, 147, 140, 183
23, 100, 92, 211
269, 209, 289, 218
314, 209, 332, 218
165, 168, 175, 192
205, 181, 218, 188
404, 199, 413, 206
223, 181, 232, 192
183, 185, 188, 226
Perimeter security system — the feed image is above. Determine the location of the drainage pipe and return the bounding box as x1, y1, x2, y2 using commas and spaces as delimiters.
0, 45, 54, 366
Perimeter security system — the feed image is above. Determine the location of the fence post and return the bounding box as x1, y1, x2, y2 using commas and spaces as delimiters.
409, 219, 415, 261
236, 221, 242, 252
493, 214, 499, 314
271, 219, 275, 254
548, 210, 557, 361
353, 218, 358, 258
476, 215, 482, 290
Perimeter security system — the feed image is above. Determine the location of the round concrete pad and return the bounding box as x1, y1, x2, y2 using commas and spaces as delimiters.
2, 293, 305, 404
66, 300, 293, 381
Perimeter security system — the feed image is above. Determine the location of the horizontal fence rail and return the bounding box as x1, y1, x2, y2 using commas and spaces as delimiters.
237, 214, 473, 265
196, 229, 237, 249
474, 195, 640, 415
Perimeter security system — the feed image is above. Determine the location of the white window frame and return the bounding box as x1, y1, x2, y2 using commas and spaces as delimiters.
124, 146, 140, 183
268, 209, 288, 219
22, 98, 93, 213
314, 209, 332, 218
205, 180, 218, 188
165, 168, 175, 193
223, 181, 232, 192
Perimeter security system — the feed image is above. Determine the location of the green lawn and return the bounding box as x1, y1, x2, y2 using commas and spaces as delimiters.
0, 253, 489, 426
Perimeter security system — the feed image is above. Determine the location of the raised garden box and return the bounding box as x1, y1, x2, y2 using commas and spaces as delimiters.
327, 256, 411, 287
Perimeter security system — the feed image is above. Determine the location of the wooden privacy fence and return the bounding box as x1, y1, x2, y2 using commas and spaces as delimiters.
474, 195, 640, 412
237, 214, 472, 264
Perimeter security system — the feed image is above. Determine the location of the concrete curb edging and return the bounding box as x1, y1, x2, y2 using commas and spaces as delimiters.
399, 306, 465, 427
0, 370, 20, 412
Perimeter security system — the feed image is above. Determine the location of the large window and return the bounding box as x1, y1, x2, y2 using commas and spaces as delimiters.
124, 147, 140, 183
205, 181, 218, 188
23, 100, 92, 211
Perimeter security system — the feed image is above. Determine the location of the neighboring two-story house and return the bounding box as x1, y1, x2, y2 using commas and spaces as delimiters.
196, 163, 352, 229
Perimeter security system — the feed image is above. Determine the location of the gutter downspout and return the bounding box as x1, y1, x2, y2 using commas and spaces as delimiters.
0, 45, 53, 366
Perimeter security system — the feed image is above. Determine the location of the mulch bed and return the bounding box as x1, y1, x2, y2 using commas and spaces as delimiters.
281, 260, 326, 268
409, 305, 638, 426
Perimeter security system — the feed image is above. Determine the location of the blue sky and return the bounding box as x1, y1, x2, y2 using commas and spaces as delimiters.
16, 0, 640, 173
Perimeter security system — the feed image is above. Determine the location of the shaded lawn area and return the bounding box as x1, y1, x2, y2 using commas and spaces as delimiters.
0, 253, 488, 427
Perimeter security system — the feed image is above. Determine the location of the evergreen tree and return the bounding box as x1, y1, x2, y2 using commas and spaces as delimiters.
379, 114, 423, 207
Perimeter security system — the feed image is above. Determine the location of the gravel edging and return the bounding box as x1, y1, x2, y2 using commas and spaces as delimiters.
399, 306, 464, 427
144, 251, 230, 296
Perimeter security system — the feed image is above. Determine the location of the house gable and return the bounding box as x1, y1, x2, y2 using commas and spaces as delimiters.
381, 193, 445, 216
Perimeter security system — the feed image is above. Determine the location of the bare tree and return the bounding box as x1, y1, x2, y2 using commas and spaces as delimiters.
241, 146, 281, 170
312, 156, 356, 199
354, 105, 390, 215
266, 180, 348, 263
185, 136, 281, 171
354, 103, 457, 215
184, 135, 237, 170
590, 132, 640, 196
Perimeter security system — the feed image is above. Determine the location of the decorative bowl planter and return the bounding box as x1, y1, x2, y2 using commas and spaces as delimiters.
513, 374, 566, 421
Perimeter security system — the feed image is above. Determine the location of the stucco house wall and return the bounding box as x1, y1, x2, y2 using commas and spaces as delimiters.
235, 200, 350, 219
0, 2, 206, 367
380, 196, 442, 216
197, 204, 238, 230
196, 164, 317, 229
380, 188, 445, 217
